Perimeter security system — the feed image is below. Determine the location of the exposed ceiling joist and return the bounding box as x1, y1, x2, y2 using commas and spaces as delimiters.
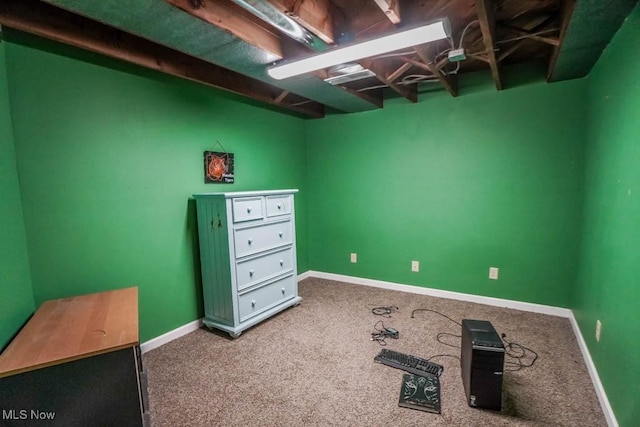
497, 39, 528, 63
424, 0, 451, 21
360, 59, 417, 103
164, 0, 381, 111
387, 63, 412, 84
372, 0, 401, 24
165, 0, 285, 59
412, 46, 458, 97
504, 25, 560, 46
373, 1, 457, 98
435, 57, 450, 69
475, 0, 502, 90
467, 52, 490, 63
338, 85, 383, 108
274, 90, 290, 103
0, 0, 324, 118
547, 0, 576, 80
369, 0, 419, 100
262, 0, 410, 102
1, 0, 632, 116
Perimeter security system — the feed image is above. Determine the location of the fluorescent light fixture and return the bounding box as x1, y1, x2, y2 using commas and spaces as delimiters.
268, 19, 450, 80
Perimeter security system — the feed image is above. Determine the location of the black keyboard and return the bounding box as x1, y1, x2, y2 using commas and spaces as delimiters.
374, 349, 444, 377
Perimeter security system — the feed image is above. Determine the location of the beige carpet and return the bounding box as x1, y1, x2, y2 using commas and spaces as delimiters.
144, 278, 606, 426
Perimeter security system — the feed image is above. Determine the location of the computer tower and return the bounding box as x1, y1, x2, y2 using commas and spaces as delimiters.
460, 319, 505, 411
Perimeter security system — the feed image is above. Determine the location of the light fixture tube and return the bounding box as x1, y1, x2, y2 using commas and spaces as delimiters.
267, 19, 450, 80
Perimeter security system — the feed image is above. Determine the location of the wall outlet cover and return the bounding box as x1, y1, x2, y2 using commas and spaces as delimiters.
489, 267, 499, 280
596, 320, 602, 341
350, 253, 357, 263
411, 261, 419, 272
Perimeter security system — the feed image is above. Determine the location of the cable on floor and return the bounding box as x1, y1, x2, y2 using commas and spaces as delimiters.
411, 308, 462, 326
371, 305, 398, 317
370, 320, 399, 346
501, 333, 539, 371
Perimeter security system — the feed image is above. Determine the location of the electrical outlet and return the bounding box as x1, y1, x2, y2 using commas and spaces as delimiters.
596, 320, 602, 342
350, 253, 357, 263
489, 267, 499, 280
411, 261, 419, 272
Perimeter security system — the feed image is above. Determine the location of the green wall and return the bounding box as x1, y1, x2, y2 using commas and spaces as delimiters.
306, 70, 586, 308
0, 42, 35, 350
4, 32, 308, 342
2, 12, 638, 424
576, 5, 640, 425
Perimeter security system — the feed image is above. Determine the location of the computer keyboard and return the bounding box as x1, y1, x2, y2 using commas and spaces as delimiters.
374, 349, 444, 377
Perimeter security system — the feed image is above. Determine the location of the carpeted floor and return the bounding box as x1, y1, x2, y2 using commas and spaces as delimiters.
144, 278, 606, 426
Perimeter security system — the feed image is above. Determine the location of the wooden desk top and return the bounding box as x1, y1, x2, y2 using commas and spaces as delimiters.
0, 287, 139, 378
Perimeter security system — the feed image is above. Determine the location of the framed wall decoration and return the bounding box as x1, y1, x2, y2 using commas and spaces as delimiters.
204, 148, 234, 184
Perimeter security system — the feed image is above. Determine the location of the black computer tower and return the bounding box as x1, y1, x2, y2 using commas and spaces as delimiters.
460, 319, 505, 411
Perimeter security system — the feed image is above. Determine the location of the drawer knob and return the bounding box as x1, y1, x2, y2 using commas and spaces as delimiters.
247, 207, 252, 213
281, 288, 285, 294
248, 238, 253, 245
277, 204, 282, 209
279, 260, 284, 266
251, 300, 256, 307
249, 270, 254, 277
278, 231, 283, 238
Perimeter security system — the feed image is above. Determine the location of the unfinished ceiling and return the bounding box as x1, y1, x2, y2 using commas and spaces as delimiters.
0, 0, 637, 118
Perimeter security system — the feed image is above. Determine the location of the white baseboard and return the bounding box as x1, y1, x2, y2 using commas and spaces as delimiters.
140, 319, 202, 354
305, 270, 617, 427
140, 273, 311, 353
297, 270, 312, 281
567, 312, 618, 427
139, 270, 617, 426
306, 270, 571, 317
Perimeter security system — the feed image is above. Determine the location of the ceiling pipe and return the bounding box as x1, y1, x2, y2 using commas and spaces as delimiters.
229, 0, 328, 51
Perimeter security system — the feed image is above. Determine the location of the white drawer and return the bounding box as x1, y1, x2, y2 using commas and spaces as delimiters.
232, 197, 264, 223
234, 220, 293, 258
236, 247, 294, 291
266, 194, 292, 217
238, 275, 296, 322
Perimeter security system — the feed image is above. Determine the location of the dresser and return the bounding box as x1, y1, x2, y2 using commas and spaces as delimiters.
0, 287, 149, 427
193, 189, 302, 338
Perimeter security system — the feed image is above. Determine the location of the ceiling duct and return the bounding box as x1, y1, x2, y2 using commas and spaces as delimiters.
324, 64, 376, 85
229, 0, 327, 51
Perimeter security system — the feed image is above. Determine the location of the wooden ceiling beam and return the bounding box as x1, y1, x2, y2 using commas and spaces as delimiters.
435, 57, 450, 69
371, 0, 456, 97
497, 39, 528, 62
387, 63, 412, 83
165, 0, 285, 59
412, 46, 458, 97
429, 0, 452, 20
266, 0, 336, 44
360, 59, 417, 103
167, 0, 381, 110
338, 86, 383, 108
372, 0, 401, 24
475, 0, 502, 90
0, 0, 324, 118
467, 53, 490, 63
547, 0, 577, 81
274, 90, 290, 104
312, 81, 382, 108
502, 25, 560, 46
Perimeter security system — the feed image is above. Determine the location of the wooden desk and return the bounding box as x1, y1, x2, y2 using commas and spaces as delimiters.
0, 288, 149, 426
